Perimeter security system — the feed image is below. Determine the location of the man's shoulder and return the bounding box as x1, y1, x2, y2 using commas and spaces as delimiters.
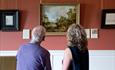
18, 43, 34, 52
36, 46, 50, 56
39, 46, 49, 53
19, 43, 29, 49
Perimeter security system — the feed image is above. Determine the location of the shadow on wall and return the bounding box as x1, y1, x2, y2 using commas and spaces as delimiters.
20, 10, 28, 31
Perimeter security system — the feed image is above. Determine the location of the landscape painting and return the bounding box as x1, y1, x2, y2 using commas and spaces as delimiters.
41, 4, 80, 35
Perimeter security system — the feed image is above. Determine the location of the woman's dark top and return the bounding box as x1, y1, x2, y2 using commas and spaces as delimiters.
68, 46, 89, 70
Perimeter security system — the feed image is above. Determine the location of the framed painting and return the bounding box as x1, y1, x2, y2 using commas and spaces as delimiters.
1, 10, 19, 31
101, 9, 115, 29
41, 4, 80, 35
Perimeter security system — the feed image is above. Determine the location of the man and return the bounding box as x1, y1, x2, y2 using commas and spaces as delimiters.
16, 25, 51, 70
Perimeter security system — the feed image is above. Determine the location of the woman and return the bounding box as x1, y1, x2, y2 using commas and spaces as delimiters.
63, 24, 89, 70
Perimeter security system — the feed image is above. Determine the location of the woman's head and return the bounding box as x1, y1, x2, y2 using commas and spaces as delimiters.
67, 24, 87, 51
31, 25, 46, 43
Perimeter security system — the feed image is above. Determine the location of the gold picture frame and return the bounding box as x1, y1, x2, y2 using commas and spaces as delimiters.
41, 4, 80, 35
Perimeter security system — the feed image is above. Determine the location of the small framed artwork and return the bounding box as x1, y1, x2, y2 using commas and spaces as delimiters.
91, 28, 98, 39
101, 9, 115, 29
41, 4, 80, 35
1, 10, 19, 31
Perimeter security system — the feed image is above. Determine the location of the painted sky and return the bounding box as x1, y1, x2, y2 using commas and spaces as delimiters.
43, 5, 75, 22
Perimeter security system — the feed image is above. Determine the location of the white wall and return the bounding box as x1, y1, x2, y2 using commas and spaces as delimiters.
0, 50, 115, 70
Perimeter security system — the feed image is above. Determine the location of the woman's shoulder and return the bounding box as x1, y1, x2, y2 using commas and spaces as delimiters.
64, 48, 72, 60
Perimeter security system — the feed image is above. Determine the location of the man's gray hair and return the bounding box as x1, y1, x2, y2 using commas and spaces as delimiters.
31, 25, 46, 43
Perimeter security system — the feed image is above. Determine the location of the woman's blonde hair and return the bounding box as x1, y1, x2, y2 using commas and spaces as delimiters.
67, 24, 87, 51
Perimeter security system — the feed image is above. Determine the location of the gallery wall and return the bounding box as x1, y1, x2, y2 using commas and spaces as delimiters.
0, 0, 115, 50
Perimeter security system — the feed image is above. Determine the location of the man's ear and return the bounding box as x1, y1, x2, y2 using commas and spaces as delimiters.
42, 36, 45, 41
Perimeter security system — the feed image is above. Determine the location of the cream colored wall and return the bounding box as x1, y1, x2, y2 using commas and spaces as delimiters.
0, 50, 115, 70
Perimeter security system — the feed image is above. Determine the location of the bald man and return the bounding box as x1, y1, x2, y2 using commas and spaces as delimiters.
16, 25, 51, 70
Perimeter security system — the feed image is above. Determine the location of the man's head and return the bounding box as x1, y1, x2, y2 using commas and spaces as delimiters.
31, 25, 46, 43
